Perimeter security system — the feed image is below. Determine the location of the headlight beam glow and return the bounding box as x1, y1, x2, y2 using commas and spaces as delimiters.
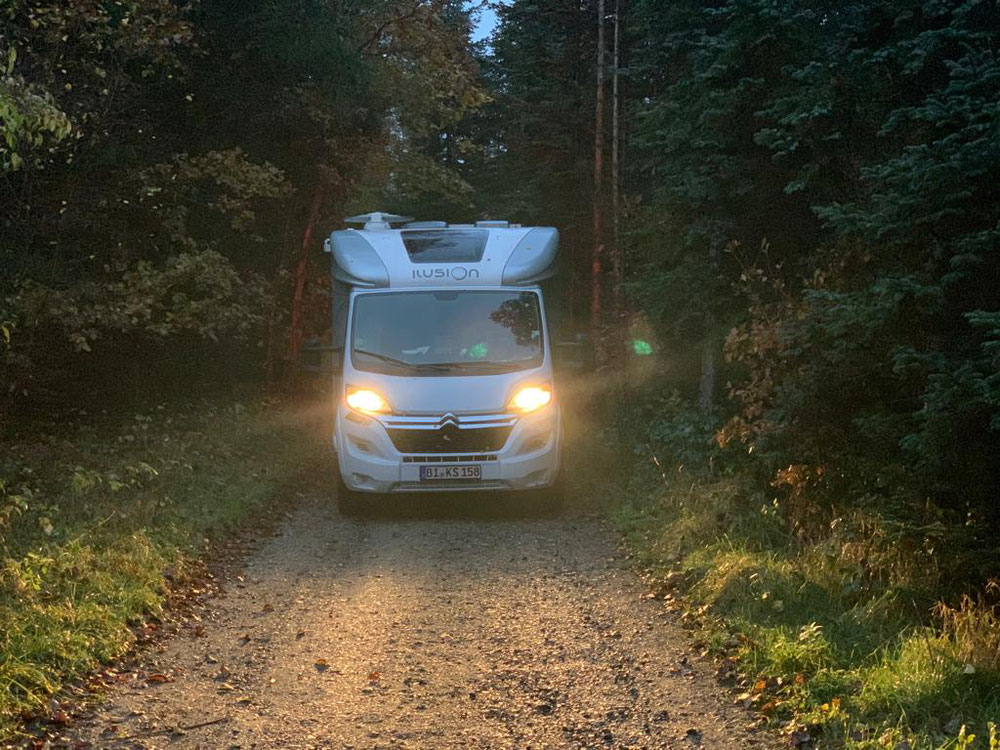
509, 385, 553, 413
345, 387, 390, 414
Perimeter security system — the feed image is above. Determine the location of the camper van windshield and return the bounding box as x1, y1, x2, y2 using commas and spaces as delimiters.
351, 290, 543, 376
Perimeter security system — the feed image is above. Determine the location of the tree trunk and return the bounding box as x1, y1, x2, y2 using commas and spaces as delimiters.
591, 0, 606, 354
264, 302, 276, 385
611, 0, 623, 350
283, 177, 326, 383
699, 333, 716, 410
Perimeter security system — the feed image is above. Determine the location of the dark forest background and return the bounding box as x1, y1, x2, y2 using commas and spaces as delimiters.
7, 0, 996, 590
3, 1, 1000, 744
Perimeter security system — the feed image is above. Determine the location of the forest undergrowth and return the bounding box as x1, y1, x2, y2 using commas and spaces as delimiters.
585, 389, 1000, 750
0, 397, 327, 741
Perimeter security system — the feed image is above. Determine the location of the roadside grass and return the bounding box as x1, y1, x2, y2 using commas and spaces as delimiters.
607, 465, 1000, 749
0, 397, 327, 740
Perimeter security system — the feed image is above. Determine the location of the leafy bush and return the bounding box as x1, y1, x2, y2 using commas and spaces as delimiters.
0, 47, 72, 170
601, 382, 1000, 747
611, 458, 1000, 748
1, 251, 272, 406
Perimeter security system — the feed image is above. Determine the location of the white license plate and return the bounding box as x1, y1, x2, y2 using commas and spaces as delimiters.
419, 465, 482, 481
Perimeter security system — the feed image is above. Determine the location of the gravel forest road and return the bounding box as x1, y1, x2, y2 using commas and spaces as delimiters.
66, 496, 772, 750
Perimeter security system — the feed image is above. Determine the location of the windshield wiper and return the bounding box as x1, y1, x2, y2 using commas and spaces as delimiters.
353, 349, 413, 367
354, 350, 537, 374
432, 360, 536, 372
353, 349, 454, 372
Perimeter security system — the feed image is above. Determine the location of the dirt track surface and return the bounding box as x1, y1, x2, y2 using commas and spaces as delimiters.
64, 497, 772, 749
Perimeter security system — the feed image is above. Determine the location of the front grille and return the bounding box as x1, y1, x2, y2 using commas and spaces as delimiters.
402, 454, 498, 463
393, 480, 509, 492
386, 425, 513, 454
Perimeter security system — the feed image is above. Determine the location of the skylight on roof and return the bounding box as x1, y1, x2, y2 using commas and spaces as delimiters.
401, 229, 489, 264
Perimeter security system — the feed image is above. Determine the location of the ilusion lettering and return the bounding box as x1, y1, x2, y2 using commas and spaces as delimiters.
411, 267, 481, 281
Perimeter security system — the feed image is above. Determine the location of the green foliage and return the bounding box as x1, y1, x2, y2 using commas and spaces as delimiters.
1, 0, 489, 408
137, 149, 292, 248
0, 46, 72, 170
348, 1, 489, 218
10, 251, 266, 347
622, 390, 728, 470
457, 0, 598, 290
1, 0, 192, 171
1, 251, 269, 400
0, 479, 31, 533
617, 0, 1000, 587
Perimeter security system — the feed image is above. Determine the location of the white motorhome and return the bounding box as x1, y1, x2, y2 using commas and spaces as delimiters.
324, 212, 566, 513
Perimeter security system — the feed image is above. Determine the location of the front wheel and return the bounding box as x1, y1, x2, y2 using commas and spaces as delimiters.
337, 486, 365, 516
527, 475, 565, 516
334, 461, 367, 516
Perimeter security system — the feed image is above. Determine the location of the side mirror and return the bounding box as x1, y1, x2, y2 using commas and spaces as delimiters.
553, 337, 594, 373
299, 340, 343, 374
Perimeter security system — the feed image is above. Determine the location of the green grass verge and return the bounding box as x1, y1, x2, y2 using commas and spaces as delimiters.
0, 397, 327, 740
611, 473, 1000, 749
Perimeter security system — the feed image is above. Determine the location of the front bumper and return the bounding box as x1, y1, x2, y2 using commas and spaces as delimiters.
334, 406, 561, 493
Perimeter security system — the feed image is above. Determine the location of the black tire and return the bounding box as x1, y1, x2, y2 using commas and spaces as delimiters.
540, 479, 565, 515
525, 475, 564, 516
334, 461, 366, 516
337, 486, 364, 516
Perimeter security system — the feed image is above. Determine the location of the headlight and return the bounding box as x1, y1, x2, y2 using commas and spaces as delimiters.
345, 387, 391, 414
509, 384, 552, 413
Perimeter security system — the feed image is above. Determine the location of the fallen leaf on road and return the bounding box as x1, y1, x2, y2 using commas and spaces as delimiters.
146, 673, 172, 684
715, 658, 736, 682
789, 730, 812, 747
367, 671, 381, 683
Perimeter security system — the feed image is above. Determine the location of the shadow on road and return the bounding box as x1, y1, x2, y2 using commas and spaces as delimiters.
341, 491, 567, 522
